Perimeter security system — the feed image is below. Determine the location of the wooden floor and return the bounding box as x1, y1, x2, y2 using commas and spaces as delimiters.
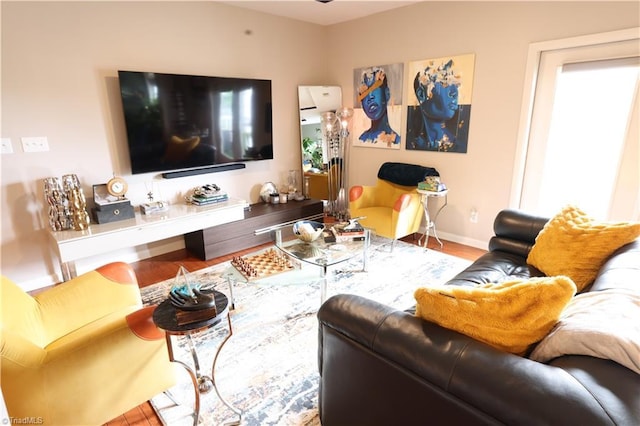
105, 234, 486, 425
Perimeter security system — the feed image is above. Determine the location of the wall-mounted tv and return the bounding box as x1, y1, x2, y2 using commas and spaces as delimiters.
117, 70, 273, 176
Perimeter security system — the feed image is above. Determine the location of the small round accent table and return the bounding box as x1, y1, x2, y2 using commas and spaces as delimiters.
153, 290, 242, 426
416, 188, 449, 249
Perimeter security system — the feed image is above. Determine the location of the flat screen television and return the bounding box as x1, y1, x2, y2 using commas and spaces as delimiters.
117, 70, 273, 176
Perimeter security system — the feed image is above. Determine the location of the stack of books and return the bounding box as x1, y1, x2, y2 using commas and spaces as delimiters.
188, 183, 229, 206
175, 305, 218, 326
331, 223, 366, 242
189, 192, 228, 205
418, 176, 447, 192
188, 185, 229, 205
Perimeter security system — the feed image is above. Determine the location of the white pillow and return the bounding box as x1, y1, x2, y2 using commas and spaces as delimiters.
529, 289, 640, 374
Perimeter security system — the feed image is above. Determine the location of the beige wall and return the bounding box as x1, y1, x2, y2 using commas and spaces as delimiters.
1, 1, 331, 288
2, 1, 638, 289
327, 1, 639, 247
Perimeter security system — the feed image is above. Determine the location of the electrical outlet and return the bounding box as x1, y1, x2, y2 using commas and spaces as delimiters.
1, 138, 13, 154
470, 208, 478, 223
21, 137, 49, 152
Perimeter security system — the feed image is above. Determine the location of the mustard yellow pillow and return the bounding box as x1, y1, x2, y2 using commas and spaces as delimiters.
527, 205, 640, 292
414, 276, 576, 355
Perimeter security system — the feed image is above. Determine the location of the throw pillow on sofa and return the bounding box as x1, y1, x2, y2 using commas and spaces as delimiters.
527, 205, 640, 292
530, 288, 640, 374
414, 276, 576, 355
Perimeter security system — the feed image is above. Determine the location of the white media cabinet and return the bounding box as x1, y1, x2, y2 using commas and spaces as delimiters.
49, 198, 248, 280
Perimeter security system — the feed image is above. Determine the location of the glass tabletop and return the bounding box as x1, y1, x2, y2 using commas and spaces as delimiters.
276, 230, 369, 268
223, 225, 374, 304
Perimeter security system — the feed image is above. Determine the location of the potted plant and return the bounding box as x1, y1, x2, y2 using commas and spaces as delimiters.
302, 132, 323, 170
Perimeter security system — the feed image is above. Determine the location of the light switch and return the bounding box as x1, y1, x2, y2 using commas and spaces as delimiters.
1, 138, 13, 154
21, 137, 49, 152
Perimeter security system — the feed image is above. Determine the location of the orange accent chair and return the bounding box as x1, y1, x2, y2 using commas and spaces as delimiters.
349, 162, 439, 241
1, 262, 176, 425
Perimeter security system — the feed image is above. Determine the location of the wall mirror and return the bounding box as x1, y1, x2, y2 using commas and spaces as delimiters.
297, 85, 342, 200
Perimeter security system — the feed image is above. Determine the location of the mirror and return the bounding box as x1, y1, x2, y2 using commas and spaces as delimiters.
297, 86, 342, 200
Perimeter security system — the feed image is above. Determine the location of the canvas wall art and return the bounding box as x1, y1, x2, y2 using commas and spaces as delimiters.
406, 54, 475, 153
352, 63, 404, 149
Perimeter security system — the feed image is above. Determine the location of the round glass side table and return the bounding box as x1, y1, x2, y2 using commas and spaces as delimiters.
153, 290, 242, 426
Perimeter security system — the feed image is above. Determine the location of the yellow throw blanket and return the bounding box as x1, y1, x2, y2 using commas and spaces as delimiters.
414, 276, 577, 355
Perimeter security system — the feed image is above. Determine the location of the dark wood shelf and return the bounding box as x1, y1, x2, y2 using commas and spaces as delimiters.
184, 199, 324, 260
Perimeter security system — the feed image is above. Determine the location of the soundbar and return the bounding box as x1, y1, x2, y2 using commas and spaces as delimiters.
162, 163, 246, 179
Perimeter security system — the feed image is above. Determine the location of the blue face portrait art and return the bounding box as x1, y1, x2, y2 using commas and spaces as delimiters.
362, 84, 387, 122
357, 67, 400, 146
408, 59, 467, 152
423, 83, 459, 121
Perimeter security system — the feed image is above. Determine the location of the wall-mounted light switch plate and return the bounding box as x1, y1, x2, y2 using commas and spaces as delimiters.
470, 208, 479, 223
1, 138, 13, 154
21, 136, 49, 152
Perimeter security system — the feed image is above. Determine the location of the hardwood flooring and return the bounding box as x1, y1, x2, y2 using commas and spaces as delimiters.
105, 234, 486, 425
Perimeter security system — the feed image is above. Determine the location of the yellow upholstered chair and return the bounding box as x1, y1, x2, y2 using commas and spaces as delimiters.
349, 162, 439, 241
1, 262, 176, 425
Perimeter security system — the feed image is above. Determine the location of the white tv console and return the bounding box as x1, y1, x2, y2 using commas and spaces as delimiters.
49, 198, 247, 281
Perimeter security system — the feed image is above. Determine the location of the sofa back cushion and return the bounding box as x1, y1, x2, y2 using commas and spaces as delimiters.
588, 240, 639, 293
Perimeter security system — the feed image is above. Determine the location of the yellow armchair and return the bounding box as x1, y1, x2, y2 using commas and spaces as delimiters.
1, 262, 176, 425
349, 162, 439, 240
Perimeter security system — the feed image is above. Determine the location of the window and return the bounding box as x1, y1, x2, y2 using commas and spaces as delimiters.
513, 29, 640, 220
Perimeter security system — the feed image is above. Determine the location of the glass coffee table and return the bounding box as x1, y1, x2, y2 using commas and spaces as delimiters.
225, 219, 371, 304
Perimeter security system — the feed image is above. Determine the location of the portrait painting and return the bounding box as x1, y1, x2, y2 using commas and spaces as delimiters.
352, 63, 404, 149
406, 53, 475, 153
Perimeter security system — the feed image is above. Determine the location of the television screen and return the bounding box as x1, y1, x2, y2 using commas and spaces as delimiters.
118, 70, 273, 175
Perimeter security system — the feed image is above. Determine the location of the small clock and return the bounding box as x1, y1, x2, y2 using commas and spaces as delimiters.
106, 176, 128, 198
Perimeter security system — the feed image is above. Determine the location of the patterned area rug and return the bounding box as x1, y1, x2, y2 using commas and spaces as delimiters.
141, 236, 471, 425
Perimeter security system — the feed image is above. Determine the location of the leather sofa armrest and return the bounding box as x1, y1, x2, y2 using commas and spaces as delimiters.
488, 209, 549, 257
318, 294, 619, 425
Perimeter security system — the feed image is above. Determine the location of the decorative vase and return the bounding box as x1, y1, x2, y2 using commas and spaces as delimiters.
44, 177, 69, 231
260, 182, 277, 203
62, 174, 90, 231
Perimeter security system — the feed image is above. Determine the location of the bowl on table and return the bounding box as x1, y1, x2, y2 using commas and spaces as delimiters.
292, 220, 325, 243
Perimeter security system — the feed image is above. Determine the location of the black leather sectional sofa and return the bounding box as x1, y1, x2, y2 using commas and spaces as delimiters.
317, 209, 640, 425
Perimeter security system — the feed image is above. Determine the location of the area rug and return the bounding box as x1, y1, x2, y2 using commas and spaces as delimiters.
141, 236, 472, 426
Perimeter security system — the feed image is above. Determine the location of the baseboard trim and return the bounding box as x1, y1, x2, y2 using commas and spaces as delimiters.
417, 228, 487, 250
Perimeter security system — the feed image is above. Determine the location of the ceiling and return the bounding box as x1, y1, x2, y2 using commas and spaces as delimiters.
220, 1, 422, 26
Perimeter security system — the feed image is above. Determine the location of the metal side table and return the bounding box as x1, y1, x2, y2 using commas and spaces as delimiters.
153, 291, 242, 426
417, 188, 448, 249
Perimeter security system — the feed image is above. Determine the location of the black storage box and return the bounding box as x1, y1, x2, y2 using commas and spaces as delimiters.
92, 200, 135, 224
